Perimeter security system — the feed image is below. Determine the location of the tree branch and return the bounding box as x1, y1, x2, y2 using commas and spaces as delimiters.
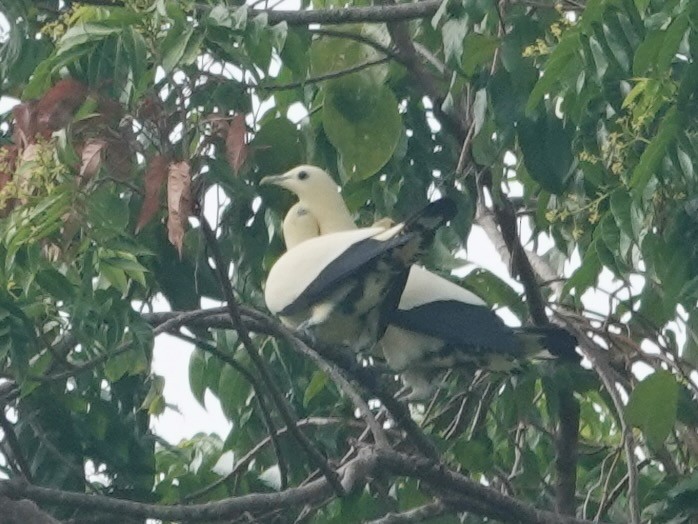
0, 452, 370, 522
0, 496, 60, 524
366, 499, 447, 523
72, 0, 441, 26
262, 1, 441, 26
372, 447, 596, 524
0, 409, 32, 483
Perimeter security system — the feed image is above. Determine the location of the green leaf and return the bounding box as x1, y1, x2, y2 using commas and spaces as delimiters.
562, 243, 601, 297
610, 189, 633, 237
442, 16, 469, 66
162, 26, 195, 73
100, 261, 128, 293
57, 23, 124, 55
452, 437, 493, 473
310, 26, 389, 85
526, 33, 580, 113
189, 349, 208, 407
630, 106, 680, 192
218, 363, 248, 420
35, 269, 75, 301
461, 33, 499, 76
252, 117, 304, 174
87, 187, 130, 233
683, 312, 698, 368
460, 268, 527, 320
323, 76, 402, 179
304, 370, 328, 406
632, 30, 664, 75
657, 14, 688, 72
105, 348, 146, 382
517, 113, 574, 194
626, 370, 679, 449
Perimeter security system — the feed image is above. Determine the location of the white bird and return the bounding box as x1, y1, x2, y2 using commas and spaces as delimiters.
263, 196, 456, 353
261, 165, 578, 399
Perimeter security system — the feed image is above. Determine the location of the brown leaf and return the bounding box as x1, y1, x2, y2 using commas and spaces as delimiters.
225, 114, 248, 174
12, 101, 38, 148
78, 139, 106, 183
136, 154, 169, 233
104, 137, 133, 181
166, 161, 192, 256
35, 78, 88, 134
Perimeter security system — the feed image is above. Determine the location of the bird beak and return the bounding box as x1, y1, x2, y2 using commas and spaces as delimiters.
260, 173, 290, 186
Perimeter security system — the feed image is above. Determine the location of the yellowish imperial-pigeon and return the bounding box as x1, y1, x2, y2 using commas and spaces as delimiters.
263, 193, 456, 354
261, 165, 579, 400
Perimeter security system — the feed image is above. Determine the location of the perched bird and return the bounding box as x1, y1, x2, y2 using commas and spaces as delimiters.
263, 165, 579, 399
264, 197, 456, 353
281, 202, 320, 248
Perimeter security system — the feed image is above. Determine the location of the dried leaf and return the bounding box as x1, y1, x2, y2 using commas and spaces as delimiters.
167, 161, 192, 256
79, 139, 106, 183
12, 101, 38, 147
225, 114, 248, 174
104, 137, 133, 180
136, 154, 169, 233
35, 78, 88, 134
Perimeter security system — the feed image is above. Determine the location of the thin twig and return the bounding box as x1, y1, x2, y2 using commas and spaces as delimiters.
309, 29, 402, 62
172, 332, 289, 491
366, 500, 448, 523
0, 409, 32, 482
568, 327, 640, 524
185, 418, 363, 502
260, 57, 391, 91
197, 215, 344, 496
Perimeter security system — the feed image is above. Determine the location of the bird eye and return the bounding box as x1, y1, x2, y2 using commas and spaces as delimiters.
297, 171, 309, 180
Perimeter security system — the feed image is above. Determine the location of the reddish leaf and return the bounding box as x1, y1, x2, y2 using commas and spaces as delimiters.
225, 114, 248, 174
96, 96, 124, 127
137, 96, 164, 122
136, 154, 169, 233
166, 161, 192, 256
79, 139, 106, 183
35, 78, 88, 134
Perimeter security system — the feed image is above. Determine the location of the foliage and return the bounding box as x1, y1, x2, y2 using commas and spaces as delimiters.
0, 0, 696, 522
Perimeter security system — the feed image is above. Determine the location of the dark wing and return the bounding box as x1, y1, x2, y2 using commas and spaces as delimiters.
279, 234, 412, 316
389, 300, 522, 353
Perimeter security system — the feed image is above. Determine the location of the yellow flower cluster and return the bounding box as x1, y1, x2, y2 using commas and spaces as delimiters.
40, 4, 92, 41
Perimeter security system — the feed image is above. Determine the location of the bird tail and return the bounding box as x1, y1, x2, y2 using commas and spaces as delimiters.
516, 325, 580, 362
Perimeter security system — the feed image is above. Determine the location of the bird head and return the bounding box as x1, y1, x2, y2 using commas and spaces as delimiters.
282, 202, 321, 248
260, 165, 340, 200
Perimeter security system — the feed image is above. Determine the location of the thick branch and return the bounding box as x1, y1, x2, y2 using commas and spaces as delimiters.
373, 447, 596, 524
0, 453, 368, 522
74, 0, 441, 26
0, 445, 600, 524
262, 1, 441, 26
